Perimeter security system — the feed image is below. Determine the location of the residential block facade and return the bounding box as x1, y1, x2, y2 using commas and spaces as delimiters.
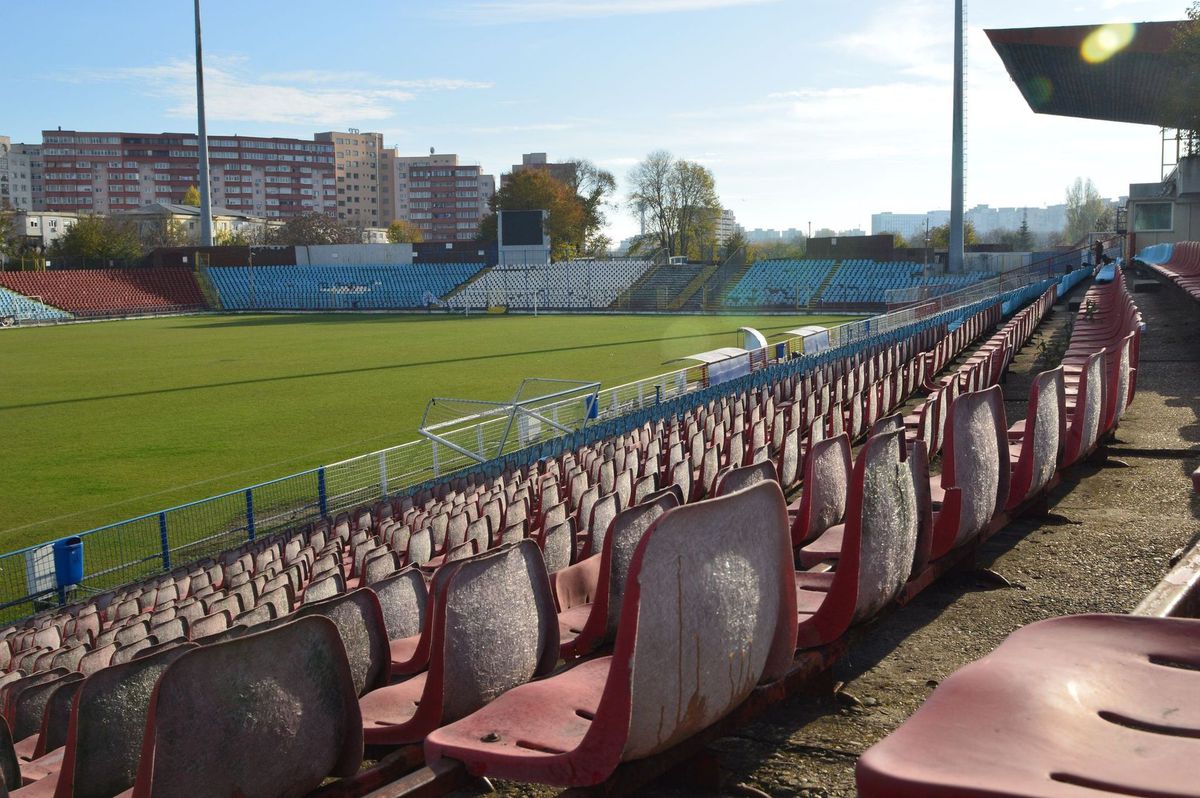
39, 130, 337, 218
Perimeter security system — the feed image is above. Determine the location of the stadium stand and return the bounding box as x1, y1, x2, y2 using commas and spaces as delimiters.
0, 264, 1138, 797
1140, 241, 1200, 303
0, 288, 73, 325
819, 260, 990, 306
0, 268, 207, 317
447, 260, 651, 310
206, 263, 483, 311
614, 261, 705, 310
724, 259, 836, 307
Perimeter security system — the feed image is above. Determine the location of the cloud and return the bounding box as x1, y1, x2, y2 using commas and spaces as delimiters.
64, 57, 491, 126
452, 0, 778, 22
833, 0, 953, 81
468, 122, 575, 133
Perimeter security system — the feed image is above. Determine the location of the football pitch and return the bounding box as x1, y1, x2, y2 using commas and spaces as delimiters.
0, 311, 854, 553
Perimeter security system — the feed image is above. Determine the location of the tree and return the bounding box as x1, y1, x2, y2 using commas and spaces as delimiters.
182, 185, 201, 207
386, 219, 424, 244
929, 220, 978, 249
749, 237, 807, 262
1168, 4, 1200, 144
49, 215, 142, 265
1064, 177, 1114, 244
566, 159, 617, 256
140, 218, 192, 250
267, 213, 359, 246
214, 226, 266, 247
627, 151, 722, 259
880, 231, 909, 249
1017, 212, 1033, 251
477, 169, 587, 261
721, 228, 750, 262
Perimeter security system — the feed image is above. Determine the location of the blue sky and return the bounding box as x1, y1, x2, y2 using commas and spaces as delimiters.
0, 0, 1189, 239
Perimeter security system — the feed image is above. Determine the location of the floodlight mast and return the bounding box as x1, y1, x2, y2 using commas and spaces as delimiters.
193, 0, 214, 247
948, 0, 966, 273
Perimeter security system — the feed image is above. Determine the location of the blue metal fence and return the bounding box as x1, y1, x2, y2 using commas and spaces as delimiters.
0, 266, 1083, 623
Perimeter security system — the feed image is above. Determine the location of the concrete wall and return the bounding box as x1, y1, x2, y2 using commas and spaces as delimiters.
296, 243, 413, 266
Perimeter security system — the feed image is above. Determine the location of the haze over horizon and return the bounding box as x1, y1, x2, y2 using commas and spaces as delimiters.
1, 0, 1188, 240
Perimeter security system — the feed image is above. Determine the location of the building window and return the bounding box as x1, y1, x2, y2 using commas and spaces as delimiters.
1133, 202, 1172, 232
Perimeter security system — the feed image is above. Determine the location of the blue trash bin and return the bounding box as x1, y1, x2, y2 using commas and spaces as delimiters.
53, 537, 84, 588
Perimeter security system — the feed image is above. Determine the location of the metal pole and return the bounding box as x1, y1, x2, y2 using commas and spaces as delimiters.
948, 0, 965, 274
194, 0, 214, 247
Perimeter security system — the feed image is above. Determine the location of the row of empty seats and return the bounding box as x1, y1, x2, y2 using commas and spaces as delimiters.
820, 260, 990, 305
859, 264, 1150, 797
446, 260, 652, 310
616, 261, 705, 309
725, 259, 835, 307
0, 288, 72, 325
0, 268, 207, 317
1140, 241, 1200, 304
0, 273, 1113, 795
207, 263, 483, 311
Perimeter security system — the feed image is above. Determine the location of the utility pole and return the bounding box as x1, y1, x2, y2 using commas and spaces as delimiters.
194, 0, 214, 247
948, 0, 965, 274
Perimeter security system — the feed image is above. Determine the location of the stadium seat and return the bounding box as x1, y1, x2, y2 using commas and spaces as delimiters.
359, 540, 558, 746
294, 588, 390, 697
928, 386, 1010, 561
1007, 368, 1066, 511
207, 263, 483, 311
0, 268, 206, 317
796, 429, 920, 649
423, 481, 798, 787
14, 643, 198, 795
126, 616, 362, 798
555, 493, 679, 658
792, 435, 851, 561
857, 614, 1200, 798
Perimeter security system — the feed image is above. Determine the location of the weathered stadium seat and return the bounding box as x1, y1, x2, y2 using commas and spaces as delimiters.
556, 493, 679, 659
423, 481, 797, 787
14, 643, 197, 795
794, 435, 852, 566
294, 588, 389, 698
857, 614, 1200, 798
1007, 368, 1066, 511
796, 429, 919, 649
125, 616, 362, 797
928, 386, 1010, 561
358, 541, 558, 746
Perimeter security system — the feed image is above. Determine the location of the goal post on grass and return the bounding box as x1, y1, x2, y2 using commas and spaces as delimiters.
418, 377, 601, 465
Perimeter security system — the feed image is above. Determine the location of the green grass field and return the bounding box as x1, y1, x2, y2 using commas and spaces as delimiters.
0, 312, 852, 554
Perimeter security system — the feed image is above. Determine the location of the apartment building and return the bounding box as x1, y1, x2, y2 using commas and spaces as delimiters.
0, 137, 41, 210
39, 130, 337, 218
316, 130, 385, 229
386, 151, 495, 241
501, 152, 577, 189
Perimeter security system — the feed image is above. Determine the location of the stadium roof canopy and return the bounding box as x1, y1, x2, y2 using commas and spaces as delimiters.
986, 20, 1187, 128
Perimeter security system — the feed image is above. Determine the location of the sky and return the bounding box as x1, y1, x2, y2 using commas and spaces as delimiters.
0, 0, 1190, 241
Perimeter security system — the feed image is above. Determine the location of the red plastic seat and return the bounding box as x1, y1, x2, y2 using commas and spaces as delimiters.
423, 480, 798, 787
796, 429, 919, 649
1007, 368, 1065, 511
857, 614, 1200, 798
358, 540, 558, 746
556, 492, 679, 659
126, 616, 361, 797
927, 386, 1010, 562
